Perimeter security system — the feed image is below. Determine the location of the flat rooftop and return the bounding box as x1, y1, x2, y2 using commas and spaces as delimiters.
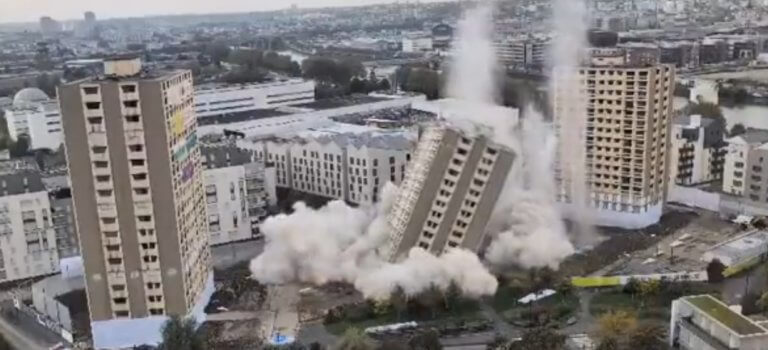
292, 95, 388, 110
706, 230, 768, 262
684, 295, 767, 336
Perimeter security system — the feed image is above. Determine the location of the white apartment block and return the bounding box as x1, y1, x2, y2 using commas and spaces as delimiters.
0, 171, 60, 283
241, 124, 415, 205
722, 129, 768, 200
553, 52, 675, 229
5, 88, 63, 151
493, 36, 548, 68
402, 36, 434, 53
194, 79, 315, 118
671, 295, 768, 350
669, 115, 725, 186
202, 143, 276, 246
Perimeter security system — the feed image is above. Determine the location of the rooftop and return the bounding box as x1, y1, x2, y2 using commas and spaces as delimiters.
705, 230, 768, 262
277, 122, 416, 151
201, 142, 254, 169
684, 295, 767, 336
729, 128, 768, 145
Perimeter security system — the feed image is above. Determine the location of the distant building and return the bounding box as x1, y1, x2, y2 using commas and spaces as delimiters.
431, 24, 454, 50
201, 142, 276, 245
194, 79, 315, 118
58, 57, 212, 348
402, 36, 433, 53
39, 16, 62, 36
241, 124, 415, 205
669, 115, 725, 186
0, 166, 60, 283
689, 79, 719, 105
722, 129, 768, 201
553, 50, 675, 228
494, 36, 548, 69
670, 295, 768, 349
620, 43, 661, 66
4, 88, 63, 151
384, 124, 515, 262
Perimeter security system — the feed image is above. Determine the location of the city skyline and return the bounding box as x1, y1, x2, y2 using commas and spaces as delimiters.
1, 0, 451, 24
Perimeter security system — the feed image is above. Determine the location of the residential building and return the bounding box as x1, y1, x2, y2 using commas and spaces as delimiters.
384, 124, 515, 262
194, 79, 315, 118
402, 36, 433, 53
620, 43, 661, 66
553, 51, 675, 228
722, 129, 768, 198
669, 115, 725, 186
4, 88, 63, 151
494, 36, 548, 69
0, 167, 60, 283
242, 123, 415, 205
431, 23, 453, 50
670, 295, 768, 350
58, 57, 212, 349
201, 142, 276, 245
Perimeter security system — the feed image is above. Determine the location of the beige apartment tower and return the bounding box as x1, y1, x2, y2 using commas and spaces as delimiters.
553, 49, 675, 228
59, 57, 212, 349
385, 124, 515, 261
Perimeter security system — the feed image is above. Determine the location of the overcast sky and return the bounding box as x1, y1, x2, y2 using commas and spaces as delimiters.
1, 0, 445, 24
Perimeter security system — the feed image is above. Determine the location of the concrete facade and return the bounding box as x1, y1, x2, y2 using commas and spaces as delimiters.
670, 295, 768, 350
59, 59, 211, 348
194, 79, 315, 118
669, 115, 725, 186
385, 125, 515, 261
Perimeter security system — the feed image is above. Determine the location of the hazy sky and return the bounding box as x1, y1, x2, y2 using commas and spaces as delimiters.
1, 0, 443, 24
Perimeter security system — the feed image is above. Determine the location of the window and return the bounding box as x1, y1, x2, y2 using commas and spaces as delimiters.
447, 241, 459, 248
97, 189, 113, 197
121, 85, 137, 93
115, 311, 129, 317
113, 297, 127, 304
143, 255, 158, 263
148, 295, 163, 302
125, 115, 140, 123
123, 100, 138, 108
149, 308, 164, 315
147, 282, 161, 289
418, 242, 429, 249
457, 148, 468, 155
85, 102, 101, 110
92, 146, 107, 154
108, 258, 122, 265
132, 173, 147, 181
83, 87, 99, 95
94, 161, 109, 168
111, 285, 125, 291
96, 175, 110, 182
87, 116, 103, 125
134, 188, 149, 195
448, 169, 459, 177
138, 216, 152, 222
130, 159, 145, 166
106, 244, 120, 251
473, 179, 485, 187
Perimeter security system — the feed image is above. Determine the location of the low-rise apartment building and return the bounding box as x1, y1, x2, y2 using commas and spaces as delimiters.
4, 88, 63, 151
669, 115, 725, 186
202, 142, 276, 245
722, 129, 768, 199
671, 295, 768, 350
194, 79, 315, 118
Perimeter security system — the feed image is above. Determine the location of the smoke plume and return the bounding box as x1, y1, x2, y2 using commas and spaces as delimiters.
249, 2, 591, 298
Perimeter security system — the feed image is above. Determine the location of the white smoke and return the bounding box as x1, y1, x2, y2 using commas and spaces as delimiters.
250, 183, 498, 299
249, 1, 592, 298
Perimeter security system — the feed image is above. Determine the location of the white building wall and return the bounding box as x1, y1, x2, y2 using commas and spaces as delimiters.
402, 37, 433, 53
204, 166, 251, 246
194, 80, 315, 118
4, 104, 63, 151
723, 139, 750, 195
0, 190, 59, 282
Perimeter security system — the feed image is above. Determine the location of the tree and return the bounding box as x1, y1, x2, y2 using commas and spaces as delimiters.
444, 281, 461, 311
595, 336, 620, 350
706, 259, 726, 283
10, 135, 30, 158
0, 333, 11, 350
730, 123, 747, 137
683, 102, 725, 134
35, 73, 61, 97
416, 284, 444, 318
334, 328, 376, 350
390, 286, 408, 321
158, 316, 203, 350
629, 324, 666, 350
507, 327, 566, 350
407, 329, 442, 350
757, 291, 768, 312
638, 280, 661, 307
377, 78, 391, 92
350, 77, 367, 94
405, 68, 440, 99
206, 41, 231, 66
596, 310, 637, 344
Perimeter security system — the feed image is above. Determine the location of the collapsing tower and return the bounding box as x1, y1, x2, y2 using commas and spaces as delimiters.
384, 124, 515, 262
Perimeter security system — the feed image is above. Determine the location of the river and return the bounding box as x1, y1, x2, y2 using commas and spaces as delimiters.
674, 96, 768, 130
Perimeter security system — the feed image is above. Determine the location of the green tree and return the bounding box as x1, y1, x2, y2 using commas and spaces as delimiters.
206, 41, 231, 66
350, 77, 367, 94
629, 324, 666, 350
730, 123, 747, 136
10, 135, 29, 158
0, 332, 11, 350
416, 284, 444, 318
596, 310, 637, 344
407, 329, 442, 350
595, 336, 620, 350
35, 73, 61, 97
405, 68, 440, 99
444, 281, 461, 311
377, 78, 391, 92
638, 280, 661, 307
507, 327, 566, 350
334, 328, 376, 350
158, 316, 203, 350
390, 286, 408, 321
706, 259, 726, 283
